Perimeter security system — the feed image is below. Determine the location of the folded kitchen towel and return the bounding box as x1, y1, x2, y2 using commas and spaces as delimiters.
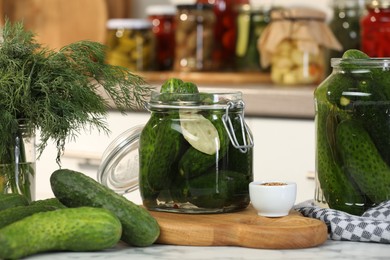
293, 200, 390, 243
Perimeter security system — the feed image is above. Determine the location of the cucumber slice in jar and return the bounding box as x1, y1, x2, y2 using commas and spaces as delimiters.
179, 110, 220, 155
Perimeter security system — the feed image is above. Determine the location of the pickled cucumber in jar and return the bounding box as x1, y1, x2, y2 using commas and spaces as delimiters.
105, 19, 155, 71
139, 78, 254, 213
315, 49, 390, 215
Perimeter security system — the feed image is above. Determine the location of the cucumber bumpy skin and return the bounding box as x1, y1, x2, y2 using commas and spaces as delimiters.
315, 83, 367, 215
336, 119, 390, 203
144, 114, 183, 192
0, 204, 58, 229
0, 193, 29, 211
50, 169, 160, 247
0, 207, 122, 260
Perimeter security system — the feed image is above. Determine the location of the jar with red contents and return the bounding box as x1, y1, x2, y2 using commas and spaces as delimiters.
361, 0, 390, 57
197, 0, 249, 70
146, 5, 176, 70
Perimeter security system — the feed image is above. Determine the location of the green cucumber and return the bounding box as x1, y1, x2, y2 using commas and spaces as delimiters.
0, 204, 58, 229
139, 113, 164, 201
336, 119, 390, 203
144, 114, 183, 191
0, 193, 29, 211
29, 197, 67, 208
177, 170, 249, 209
160, 78, 184, 93
50, 169, 160, 247
342, 49, 369, 59
159, 78, 200, 102
0, 207, 122, 259
315, 83, 367, 215
178, 112, 229, 179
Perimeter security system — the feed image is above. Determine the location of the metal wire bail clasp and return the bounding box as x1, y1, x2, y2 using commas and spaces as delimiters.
222, 100, 254, 153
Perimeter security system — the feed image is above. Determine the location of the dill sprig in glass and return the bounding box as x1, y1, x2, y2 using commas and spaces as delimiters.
0, 20, 151, 200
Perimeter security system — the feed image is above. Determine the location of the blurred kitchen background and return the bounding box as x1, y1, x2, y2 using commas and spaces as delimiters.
0, 0, 373, 203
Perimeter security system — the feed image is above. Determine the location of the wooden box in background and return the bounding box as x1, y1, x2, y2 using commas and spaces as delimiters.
0, 0, 132, 50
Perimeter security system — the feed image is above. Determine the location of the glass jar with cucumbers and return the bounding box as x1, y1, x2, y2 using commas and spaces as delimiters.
98, 78, 254, 214
314, 49, 390, 215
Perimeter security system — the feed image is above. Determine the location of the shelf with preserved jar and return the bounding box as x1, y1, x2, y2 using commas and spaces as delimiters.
361, 0, 390, 57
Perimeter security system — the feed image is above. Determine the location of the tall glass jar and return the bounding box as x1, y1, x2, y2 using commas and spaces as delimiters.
235, 4, 271, 72
0, 120, 36, 202
105, 19, 155, 71
361, 0, 390, 57
197, 0, 245, 70
314, 57, 390, 215
146, 5, 176, 71
327, 0, 364, 74
174, 4, 216, 72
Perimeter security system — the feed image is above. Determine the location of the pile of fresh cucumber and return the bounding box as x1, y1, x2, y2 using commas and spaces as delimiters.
316, 49, 390, 215
0, 169, 160, 259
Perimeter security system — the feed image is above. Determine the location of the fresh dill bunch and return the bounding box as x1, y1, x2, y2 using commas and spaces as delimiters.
0, 19, 152, 164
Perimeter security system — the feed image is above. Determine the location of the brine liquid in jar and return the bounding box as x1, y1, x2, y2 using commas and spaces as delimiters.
139, 91, 254, 213
314, 57, 390, 215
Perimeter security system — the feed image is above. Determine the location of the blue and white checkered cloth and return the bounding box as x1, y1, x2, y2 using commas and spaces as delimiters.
294, 200, 390, 243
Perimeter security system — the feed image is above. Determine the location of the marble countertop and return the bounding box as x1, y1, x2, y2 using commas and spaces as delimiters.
26, 240, 390, 259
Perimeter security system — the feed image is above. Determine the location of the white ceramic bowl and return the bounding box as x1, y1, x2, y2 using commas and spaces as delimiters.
249, 181, 297, 217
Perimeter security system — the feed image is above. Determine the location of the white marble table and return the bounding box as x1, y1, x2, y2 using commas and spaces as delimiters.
26, 240, 390, 260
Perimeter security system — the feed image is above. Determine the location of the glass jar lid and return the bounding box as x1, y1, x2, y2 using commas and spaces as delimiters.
331, 57, 390, 68
146, 90, 244, 110
106, 19, 152, 30
366, 0, 390, 9
146, 5, 177, 16
97, 125, 143, 194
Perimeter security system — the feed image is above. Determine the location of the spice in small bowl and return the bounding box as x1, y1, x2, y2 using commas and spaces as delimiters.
249, 181, 297, 217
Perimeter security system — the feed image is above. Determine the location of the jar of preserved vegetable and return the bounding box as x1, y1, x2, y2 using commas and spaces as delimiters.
327, 0, 364, 74
258, 8, 342, 85
174, 4, 216, 72
105, 19, 155, 71
197, 0, 245, 70
314, 51, 390, 216
361, 0, 390, 57
146, 5, 176, 71
235, 4, 271, 72
98, 79, 254, 214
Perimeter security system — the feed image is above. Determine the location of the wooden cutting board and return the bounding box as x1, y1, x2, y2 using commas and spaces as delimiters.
149, 206, 328, 249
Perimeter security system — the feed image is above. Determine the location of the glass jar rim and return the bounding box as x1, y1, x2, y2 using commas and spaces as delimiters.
331, 57, 390, 68
106, 19, 152, 30
146, 91, 244, 110
366, 0, 390, 9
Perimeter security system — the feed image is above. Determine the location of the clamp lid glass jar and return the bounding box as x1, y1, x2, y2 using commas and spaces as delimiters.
98, 83, 254, 214
314, 52, 390, 215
